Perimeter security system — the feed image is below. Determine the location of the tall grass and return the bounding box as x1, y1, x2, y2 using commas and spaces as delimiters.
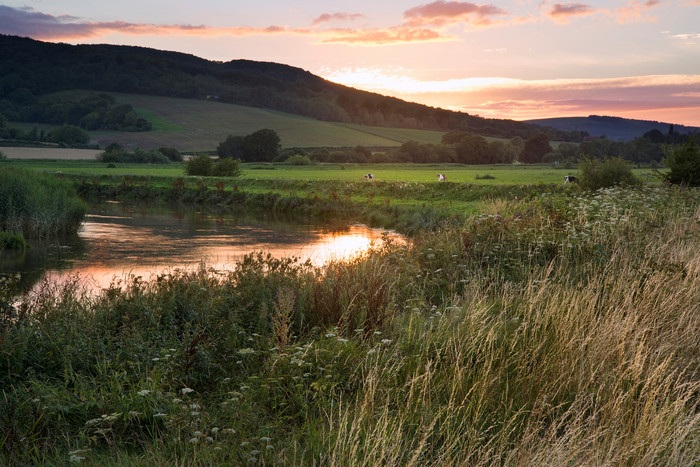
1, 186, 698, 465
0, 167, 86, 238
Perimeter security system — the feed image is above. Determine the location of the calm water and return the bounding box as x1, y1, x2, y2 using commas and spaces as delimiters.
1, 202, 404, 294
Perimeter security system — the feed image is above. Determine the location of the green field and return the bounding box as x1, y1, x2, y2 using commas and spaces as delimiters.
15, 91, 446, 151
3, 158, 662, 184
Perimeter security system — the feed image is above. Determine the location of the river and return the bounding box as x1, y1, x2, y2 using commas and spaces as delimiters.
0, 202, 404, 295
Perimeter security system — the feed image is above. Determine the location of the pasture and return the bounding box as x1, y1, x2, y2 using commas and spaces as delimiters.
3, 157, 594, 184
23, 91, 446, 151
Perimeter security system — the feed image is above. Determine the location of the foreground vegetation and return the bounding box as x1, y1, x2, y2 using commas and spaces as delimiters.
1, 183, 698, 465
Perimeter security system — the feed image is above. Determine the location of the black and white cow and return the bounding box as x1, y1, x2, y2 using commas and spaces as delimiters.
363, 173, 374, 180
564, 175, 578, 184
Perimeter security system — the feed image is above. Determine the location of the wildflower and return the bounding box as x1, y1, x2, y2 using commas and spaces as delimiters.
128, 411, 141, 417
337, 338, 348, 343
189, 438, 199, 444
260, 437, 272, 443
237, 348, 255, 355
152, 357, 160, 362
211, 427, 220, 434
325, 333, 336, 338
266, 444, 274, 450
181, 387, 194, 395
172, 398, 183, 404
137, 390, 151, 396
153, 413, 167, 418
381, 339, 392, 344
206, 437, 214, 443
222, 428, 235, 434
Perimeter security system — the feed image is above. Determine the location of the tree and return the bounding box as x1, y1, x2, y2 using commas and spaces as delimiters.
664, 139, 700, 186
217, 135, 245, 159
578, 157, 640, 190
48, 124, 89, 146
185, 154, 214, 176
213, 157, 242, 176
242, 129, 280, 162
519, 133, 552, 163
455, 134, 490, 164
158, 147, 183, 162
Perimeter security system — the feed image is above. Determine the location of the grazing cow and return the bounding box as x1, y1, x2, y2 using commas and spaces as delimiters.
564, 175, 578, 184
437, 173, 447, 182
363, 173, 374, 180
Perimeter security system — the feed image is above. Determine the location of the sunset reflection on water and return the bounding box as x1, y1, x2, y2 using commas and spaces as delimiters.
26, 206, 404, 293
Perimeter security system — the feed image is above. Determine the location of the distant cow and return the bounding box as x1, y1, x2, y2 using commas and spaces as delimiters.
363, 173, 374, 180
437, 173, 447, 182
564, 175, 578, 184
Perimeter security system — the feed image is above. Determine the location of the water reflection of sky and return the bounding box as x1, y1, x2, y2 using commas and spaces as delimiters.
20, 205, 404, 292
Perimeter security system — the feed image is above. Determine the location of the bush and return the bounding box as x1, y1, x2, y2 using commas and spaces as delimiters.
212, 157, 242, 177
664, 140, 700, 186
285, 154, 312, 165
578, 157, 640, 190
185, 154, 214, 176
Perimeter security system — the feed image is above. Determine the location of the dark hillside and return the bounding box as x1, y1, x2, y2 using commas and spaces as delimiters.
527, 115, 700, 141
0, 34, 560, 139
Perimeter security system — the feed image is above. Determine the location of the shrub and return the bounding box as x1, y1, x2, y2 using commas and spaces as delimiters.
185, 154, 214, 176
212, 157, 242, 177
578, 156, 640, 190
157, 147, 183, 162
285, 154, 312, 165
475, 174, 496, 180
664, 139, 700, 186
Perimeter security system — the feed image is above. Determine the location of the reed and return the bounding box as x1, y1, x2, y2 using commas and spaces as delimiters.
0, 167, 86, 238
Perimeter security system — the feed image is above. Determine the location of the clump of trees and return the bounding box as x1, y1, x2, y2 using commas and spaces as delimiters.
97, 144, 181, 164
185, 154, 242, 177
663, 139, 700, 186
577, 157, 640, 190
217, 129, 280, 162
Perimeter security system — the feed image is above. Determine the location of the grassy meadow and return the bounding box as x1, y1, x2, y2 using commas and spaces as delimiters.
12, 91, 446, 151
1, 156, 697, 465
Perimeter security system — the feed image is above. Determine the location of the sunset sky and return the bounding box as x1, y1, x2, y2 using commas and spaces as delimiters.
2, 0, 700, 126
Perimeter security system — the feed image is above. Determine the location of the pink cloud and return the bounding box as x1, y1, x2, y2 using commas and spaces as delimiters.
312, 13, 366, 26
320, 27, 449, 45
613, 0, 663, 24
548, 3, 596, 18
403, 1, 508, 27
0, 5, 446, 46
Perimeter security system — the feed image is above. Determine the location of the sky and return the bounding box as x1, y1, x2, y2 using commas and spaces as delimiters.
2, 0, 700, 127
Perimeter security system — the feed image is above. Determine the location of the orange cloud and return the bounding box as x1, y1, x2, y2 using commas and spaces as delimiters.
613, 0, 663, 24
548, 3, 597, 20
403, 1, 508, 27
312, 13, 366, 26
320, 27, 450, 45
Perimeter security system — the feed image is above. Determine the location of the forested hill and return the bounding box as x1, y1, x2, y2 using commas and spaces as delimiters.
1, 34, 558, 139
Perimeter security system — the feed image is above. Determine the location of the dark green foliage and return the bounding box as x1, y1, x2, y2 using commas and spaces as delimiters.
242, 129, 280, 162
157, 147, 183, 162
285, 154, 312, 165
217, 135, 245, 159
185, 154, 214, 176
0, 231, 26, 249
577, 157, 641, 190
212, 157, 242, 177
48, 124, 90, 146
519, 133, 552, 163
663, 140, 700, 186
97, 145, 170, 164
0, 167, 86, 237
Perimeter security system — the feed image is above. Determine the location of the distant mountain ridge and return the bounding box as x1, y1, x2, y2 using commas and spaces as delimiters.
526, 115, 700, 142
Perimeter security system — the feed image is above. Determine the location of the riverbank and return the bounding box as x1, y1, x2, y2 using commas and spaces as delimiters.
2, 184, 698, 465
